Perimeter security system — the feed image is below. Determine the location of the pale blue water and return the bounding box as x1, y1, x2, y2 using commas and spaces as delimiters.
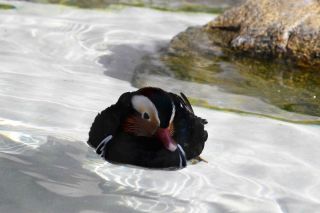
0, 1, 320, 213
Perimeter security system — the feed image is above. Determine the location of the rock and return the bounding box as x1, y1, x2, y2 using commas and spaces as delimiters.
159, 1, 320, 117
206, 0, 320, 67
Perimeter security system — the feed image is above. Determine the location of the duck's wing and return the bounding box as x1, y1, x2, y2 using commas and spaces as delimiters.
87, 92, 132, 152
171, 92, 207, 125
180, 92, 194, 113
169, 92, 208, 160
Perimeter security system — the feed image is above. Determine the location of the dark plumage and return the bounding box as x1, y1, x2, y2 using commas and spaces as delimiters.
87, 87, 208, 169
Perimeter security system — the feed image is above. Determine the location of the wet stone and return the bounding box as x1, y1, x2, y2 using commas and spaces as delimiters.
205, 0, 320, 67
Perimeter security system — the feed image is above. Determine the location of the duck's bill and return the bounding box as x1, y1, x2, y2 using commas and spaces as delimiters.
156, 128, 177, 152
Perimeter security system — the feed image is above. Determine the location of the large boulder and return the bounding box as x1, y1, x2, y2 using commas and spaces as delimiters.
206, 0, 320, 67
156, 0, 320, 117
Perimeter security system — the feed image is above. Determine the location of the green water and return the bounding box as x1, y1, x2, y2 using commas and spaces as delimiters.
164, 53, 320, 117
162, 29, 320, 118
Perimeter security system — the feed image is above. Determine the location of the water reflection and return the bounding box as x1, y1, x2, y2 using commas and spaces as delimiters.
0, 130, 45, 154
2, 132, 319, 213
92, 163, 216, 212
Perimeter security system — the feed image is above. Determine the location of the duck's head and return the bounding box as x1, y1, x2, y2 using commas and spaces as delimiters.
124, 87, 177, 152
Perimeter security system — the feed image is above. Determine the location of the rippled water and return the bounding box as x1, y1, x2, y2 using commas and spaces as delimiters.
1, 1, 320, 213
31, 0, 244, 12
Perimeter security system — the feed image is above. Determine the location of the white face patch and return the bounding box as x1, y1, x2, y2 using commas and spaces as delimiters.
170, 102, 175, 124
131, 95, 160, 125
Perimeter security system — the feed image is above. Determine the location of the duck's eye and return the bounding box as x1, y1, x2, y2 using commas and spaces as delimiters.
143, 112, 150, 120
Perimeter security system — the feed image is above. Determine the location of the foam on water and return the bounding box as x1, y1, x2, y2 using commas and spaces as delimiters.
0, 1, 320, 213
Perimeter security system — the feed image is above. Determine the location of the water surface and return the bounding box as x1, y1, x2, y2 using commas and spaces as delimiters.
0, 1, 320, 213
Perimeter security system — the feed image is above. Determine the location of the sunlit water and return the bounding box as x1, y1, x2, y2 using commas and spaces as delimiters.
0, 1, 320, 213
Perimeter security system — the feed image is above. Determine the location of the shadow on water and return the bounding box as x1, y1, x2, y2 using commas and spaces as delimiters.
98, 42, 166, 82
97, 41, 320, 123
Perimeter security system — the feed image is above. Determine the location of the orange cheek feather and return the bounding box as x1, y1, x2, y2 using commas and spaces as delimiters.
123, 116, 158, 137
